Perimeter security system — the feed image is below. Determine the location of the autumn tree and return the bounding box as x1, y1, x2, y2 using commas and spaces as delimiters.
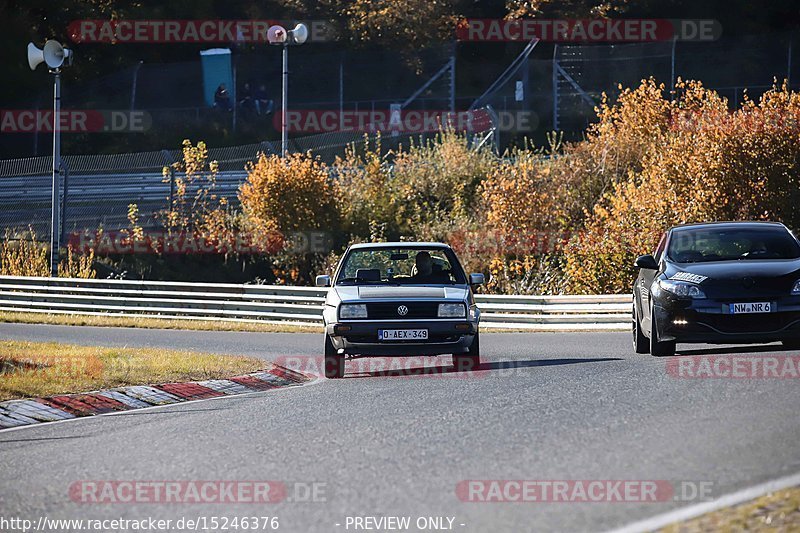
562, 80, 800, 294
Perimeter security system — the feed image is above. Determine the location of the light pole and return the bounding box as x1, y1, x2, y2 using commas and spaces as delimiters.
27, 40, 72, 276
268, 23, 308, 157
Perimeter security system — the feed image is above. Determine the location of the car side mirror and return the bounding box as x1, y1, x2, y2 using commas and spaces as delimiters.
469, 273, 485, 285
315, 275, 331, 287
634, 255, 658, 270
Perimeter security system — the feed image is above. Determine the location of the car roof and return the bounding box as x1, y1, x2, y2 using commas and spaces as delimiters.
670, 221, 788, 232
347, 242, 451, 250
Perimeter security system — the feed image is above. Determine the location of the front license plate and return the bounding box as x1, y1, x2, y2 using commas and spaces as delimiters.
729, 302, 773, 314
378, 329, 429, 341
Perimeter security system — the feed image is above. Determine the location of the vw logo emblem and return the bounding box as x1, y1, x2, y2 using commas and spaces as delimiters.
397, 305, 409, 316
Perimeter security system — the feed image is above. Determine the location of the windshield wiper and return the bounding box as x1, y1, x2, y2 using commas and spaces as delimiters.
337, 277, 399, 285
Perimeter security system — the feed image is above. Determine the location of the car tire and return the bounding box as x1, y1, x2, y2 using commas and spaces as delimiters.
453, 332, 481, 372
632, 304, 650, 354
649, 307, 676, 357
324, 335, 345, 379
782, 339, 800, 350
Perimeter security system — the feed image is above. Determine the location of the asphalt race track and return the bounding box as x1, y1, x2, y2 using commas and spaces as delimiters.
1, 323, 799, 532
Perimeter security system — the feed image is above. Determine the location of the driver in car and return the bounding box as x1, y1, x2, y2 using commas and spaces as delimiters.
413, 251, 434, 281
413, 251, 449, 283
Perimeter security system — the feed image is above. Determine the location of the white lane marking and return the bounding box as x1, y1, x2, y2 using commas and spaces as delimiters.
0, 377, 320, 435
606, 470, 800, 533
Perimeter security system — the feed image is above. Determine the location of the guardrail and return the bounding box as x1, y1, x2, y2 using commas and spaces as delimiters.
0, 109, 499, 236
0, 276, 631, 331
0, 170, 249, 235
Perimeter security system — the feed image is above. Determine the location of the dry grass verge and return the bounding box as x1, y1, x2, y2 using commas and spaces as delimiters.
662, 486, 800, 532
0, 340, 266, 401
0, 311, 320, 333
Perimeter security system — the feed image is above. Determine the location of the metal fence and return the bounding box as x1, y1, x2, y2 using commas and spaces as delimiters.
474, 31, 800, 141
0, 276, 631, 330
0, 113, 498, 238
60, 46, 460, 115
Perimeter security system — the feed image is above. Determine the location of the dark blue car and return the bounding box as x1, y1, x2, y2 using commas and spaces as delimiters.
633, 221, 800, 356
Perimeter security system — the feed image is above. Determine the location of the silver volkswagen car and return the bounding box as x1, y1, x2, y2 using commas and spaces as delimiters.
315, 242, 484, 378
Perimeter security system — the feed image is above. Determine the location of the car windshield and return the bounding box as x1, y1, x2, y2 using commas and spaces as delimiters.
336, 247, 466, 285
667, 227, 800, 263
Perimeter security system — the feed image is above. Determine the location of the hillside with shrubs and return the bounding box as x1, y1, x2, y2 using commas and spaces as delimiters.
4, 79, 800, 294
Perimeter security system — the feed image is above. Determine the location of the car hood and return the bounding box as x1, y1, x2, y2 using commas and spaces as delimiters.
664, 259, 800, 297
666, 259, 800, 280
334, 285, 469, 301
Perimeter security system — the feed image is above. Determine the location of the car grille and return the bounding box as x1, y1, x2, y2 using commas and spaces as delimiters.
698, 312, 800, 334
345, 333, 462, 343
705, 278, 794, 298
365, 302, 441, 319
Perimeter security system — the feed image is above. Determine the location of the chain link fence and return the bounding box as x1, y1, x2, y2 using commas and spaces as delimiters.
48, 45, 461, 136
0, 111, 498, 239
472, 31, 799, 142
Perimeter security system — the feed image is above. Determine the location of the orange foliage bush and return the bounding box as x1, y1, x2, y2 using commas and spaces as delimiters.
482, 80, 672, 239
563, 80, 800, 294
239, 152, 341, 237
334, 136, 399, 239
481, 148, 567, 236
97, 80, 800, 294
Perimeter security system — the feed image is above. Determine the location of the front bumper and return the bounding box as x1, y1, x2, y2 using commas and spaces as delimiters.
653, 296, 800, 344
326, 320, 478, 356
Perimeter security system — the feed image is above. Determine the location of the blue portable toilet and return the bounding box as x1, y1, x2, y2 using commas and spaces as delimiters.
200, 48, 234, 107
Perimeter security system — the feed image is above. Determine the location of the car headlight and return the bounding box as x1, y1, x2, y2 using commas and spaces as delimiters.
792, 280, 800, 295
339, 303, 367, 319
658, 279, 707, 299
438, 303, 466, 318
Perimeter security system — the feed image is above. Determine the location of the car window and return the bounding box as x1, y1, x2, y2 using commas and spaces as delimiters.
337, 248, 465, 284
667, 227, 800, 263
